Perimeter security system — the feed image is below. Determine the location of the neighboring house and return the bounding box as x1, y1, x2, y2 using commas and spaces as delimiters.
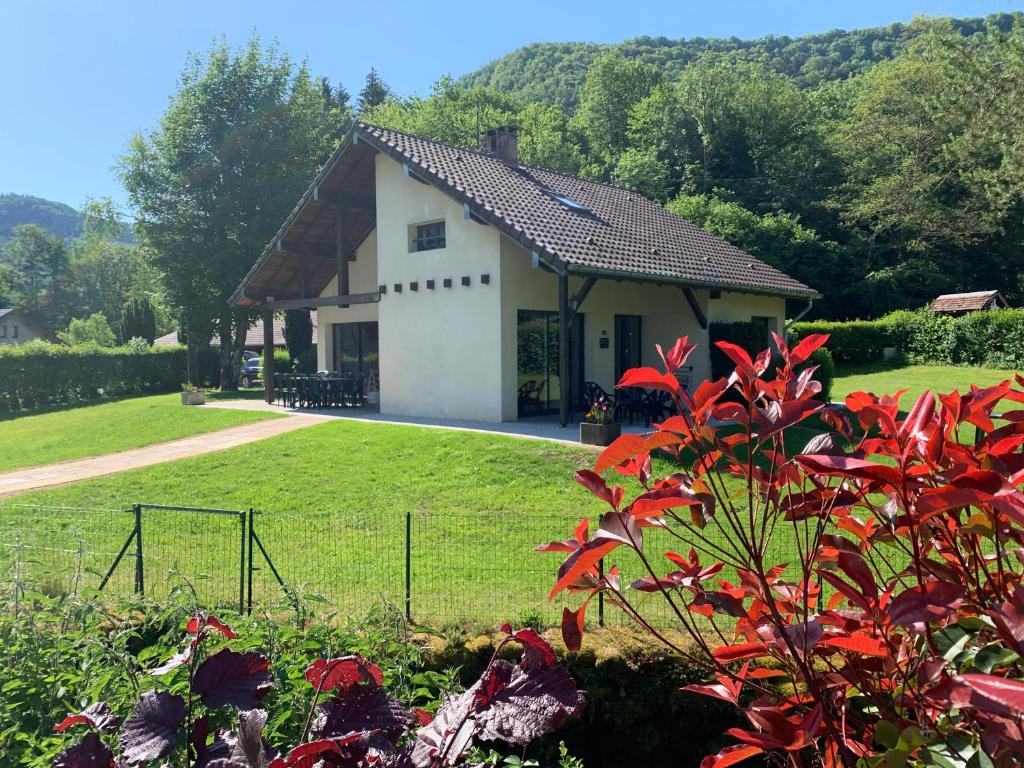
0, 308, 43, 345
928, 290, 1010, 315
231, 124, 819, 425
153, 312, 319, 352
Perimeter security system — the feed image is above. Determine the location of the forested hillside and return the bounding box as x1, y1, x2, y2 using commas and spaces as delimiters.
366, 14, 1024, 320
0, 194, 84, 244
461, 12, 1021, 110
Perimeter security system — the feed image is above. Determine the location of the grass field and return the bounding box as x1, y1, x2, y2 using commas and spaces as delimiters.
2, 363, 1016, 627
0, 393, 280, 472
831, 363, 1019, 405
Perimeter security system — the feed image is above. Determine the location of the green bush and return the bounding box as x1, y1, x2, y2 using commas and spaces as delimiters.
0, 342, 186, 412
793, 309, 1024, 370
709, 321, 771, 379
789, 319, 892, 365
799, 346, 835, 403
261, 347, 291, 374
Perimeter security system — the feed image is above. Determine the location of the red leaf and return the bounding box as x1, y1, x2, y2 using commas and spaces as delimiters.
186, 613, 236, 639
561, 606, 586, 652
268, 737, 358, 768
888, 581, 964, 627
929, 673, 1024, 718
790, 334, 828, 366
628, 486, 701, 519
118, 691, 185, 765
193, 649, 273, 709
699, 744, 763, 768
549, 537, 621, 600
617, 366, 681, 394
52, 732, 114, 768
757, 398, 823, 439
657, 337, 696, 373
54, 702, 121, 734
818, 634, 889, 657
510, 627, 557, 668
712, 643, 771, 662
594, 432, 680, 473
795, 454, 903, 488
305, 654, 383, 692
573, 470, 621, 509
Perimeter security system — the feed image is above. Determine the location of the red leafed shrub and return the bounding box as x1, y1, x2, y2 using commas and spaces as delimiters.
51, 614, 581, 767
543, 333, 1024, 768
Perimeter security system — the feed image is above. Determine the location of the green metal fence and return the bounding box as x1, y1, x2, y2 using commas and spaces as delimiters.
0, 501, 801, 628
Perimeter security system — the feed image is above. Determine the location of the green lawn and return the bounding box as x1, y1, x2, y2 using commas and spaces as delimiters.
0, 419, 742, 628
832, 363, 1019, 405
0, 393, 280, 472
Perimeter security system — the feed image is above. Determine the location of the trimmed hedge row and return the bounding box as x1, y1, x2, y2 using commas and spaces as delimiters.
0, 343, 188, 412
792, 308, 1024, 369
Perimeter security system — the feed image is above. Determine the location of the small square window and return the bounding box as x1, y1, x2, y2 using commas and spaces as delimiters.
0, 326, 6, 338
410, 221, 445, 252
12, 325, 17, 339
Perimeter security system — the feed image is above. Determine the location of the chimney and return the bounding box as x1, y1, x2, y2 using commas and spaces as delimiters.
478, 125, 518, 165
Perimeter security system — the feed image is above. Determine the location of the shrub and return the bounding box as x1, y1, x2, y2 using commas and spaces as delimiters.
0, 342, 186, 412
789, 319, 892, 365
56, 312, 117, 347
48, 612, 581, 768
544, 332, 1024, 767
262, 347, 291, 374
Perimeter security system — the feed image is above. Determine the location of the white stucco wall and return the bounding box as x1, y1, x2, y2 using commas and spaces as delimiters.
708, 292, 786, 335
316, 229, 380, 371
498, 237, 712, 421
374, 154, 505, 421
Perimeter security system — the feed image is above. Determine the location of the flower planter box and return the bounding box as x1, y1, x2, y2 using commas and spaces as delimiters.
181, 389, 206, 406
580, 421, 620, 446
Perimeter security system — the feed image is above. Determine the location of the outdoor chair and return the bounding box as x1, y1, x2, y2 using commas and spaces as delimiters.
518, 380, 544, 416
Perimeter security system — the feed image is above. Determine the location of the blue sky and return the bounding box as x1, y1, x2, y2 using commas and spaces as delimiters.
1, 0, 1021, 211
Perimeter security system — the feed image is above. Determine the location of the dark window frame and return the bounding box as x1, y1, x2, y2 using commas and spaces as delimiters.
412, 221, 446, 252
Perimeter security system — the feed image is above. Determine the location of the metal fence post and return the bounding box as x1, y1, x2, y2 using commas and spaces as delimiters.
405, 510, 412, 622
598, 558, 605, 627
247, 508, 255, 616
133, 504, 144, 595
238, 510, 246, 615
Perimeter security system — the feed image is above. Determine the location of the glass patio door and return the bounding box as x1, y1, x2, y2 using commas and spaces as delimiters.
332, 322, 380, 397
516, 310, 583, 418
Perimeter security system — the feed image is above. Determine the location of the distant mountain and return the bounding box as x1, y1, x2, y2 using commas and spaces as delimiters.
461, 12, 1022, 111
0, 194, 133, 244
0, 194, 84, 243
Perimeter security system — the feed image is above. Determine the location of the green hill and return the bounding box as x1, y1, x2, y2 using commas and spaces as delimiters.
461, 12, 1022, 110
0, 194, 84, 243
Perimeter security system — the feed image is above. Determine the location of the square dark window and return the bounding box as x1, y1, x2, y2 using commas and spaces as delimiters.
413, 221, 446, 252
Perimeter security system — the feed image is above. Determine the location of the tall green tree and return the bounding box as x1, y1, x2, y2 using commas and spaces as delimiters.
121, 36, 339, 387
358, 68, 392, 112
570, 50, 662, 176
0, 224, 68, 334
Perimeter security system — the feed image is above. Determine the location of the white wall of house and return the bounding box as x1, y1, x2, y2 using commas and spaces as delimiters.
316, 229, 380, 371
0, 310, 42, 345
373, 153, 505, 421
314, 152, 789, 423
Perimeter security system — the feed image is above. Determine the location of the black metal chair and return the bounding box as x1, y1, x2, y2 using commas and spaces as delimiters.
638, 389, 676, 427
518, 380, 544, 416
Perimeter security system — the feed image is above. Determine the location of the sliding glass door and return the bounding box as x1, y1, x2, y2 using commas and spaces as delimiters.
332, 322, 379, 396
516, 310, 583, 418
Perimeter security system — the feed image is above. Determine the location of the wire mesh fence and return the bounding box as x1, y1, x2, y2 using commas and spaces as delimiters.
0, 501, 805, 629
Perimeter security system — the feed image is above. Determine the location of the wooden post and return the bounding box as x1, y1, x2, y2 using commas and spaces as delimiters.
558, 272, 570, 427
336, 206, 349, 308
262, 307, 275, 404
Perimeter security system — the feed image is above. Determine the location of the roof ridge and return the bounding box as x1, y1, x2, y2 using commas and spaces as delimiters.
357, 121, 651, 198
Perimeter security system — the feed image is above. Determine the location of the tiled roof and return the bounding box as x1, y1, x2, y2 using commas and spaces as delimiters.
357, 124, 818, 298
154, 312, 318, 348
929, 291, 1007, 313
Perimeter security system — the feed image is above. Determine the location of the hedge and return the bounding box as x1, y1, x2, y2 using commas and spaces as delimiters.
0, 343, 189, 413
791, 308, 1024, 369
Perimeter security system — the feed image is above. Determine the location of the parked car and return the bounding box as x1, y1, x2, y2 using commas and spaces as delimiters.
240, 356, 263, 387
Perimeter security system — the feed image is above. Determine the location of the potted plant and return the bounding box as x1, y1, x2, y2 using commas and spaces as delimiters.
580, 394, 620, 446
180, 382, 206, 405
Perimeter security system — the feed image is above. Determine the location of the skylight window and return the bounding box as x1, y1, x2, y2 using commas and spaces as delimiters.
540, 186, 591, 214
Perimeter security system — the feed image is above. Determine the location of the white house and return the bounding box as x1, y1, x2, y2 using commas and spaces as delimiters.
231, 124, 819, 425
0, 308, 43, 345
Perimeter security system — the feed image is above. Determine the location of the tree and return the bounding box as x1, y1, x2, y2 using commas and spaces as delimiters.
57, 312, 117, 347
358, 68, 392, 112
120, 36, 339, 388
283, 309, 312, 362
120, 297, 157, 344
0, 224, 68, 334
570, 50, 662, 176
613, 148, 671, 202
